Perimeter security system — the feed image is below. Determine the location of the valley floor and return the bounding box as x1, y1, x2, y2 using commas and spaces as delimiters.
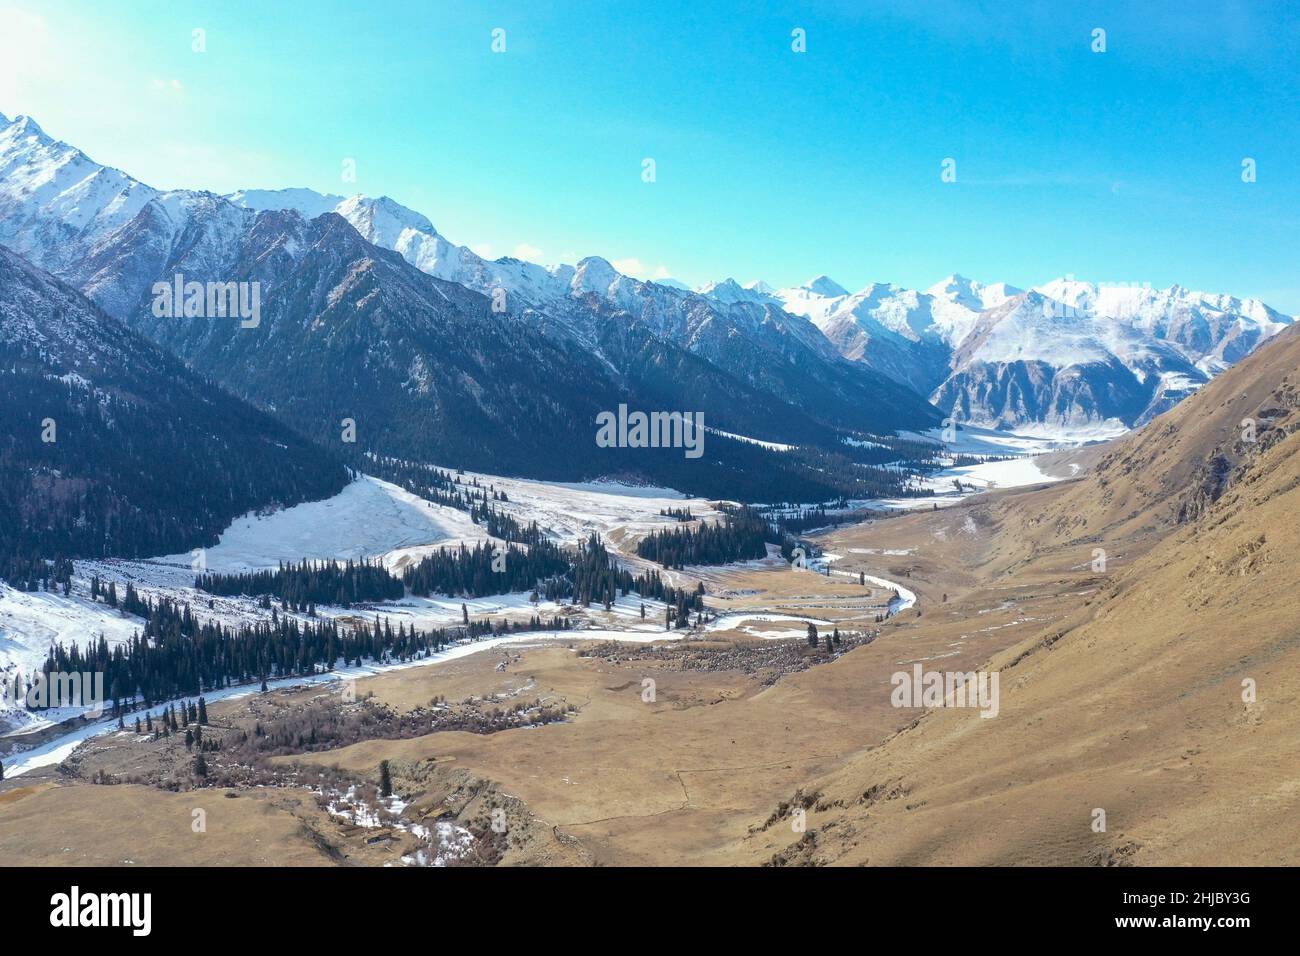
0, 448, 1103, 866
9, 412, 1288, 867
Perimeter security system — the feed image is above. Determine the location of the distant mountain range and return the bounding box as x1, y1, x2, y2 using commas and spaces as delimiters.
223, 191, 943, 444
695, 273, 1293, 435
0, 112, 940, 505
229, 180, 1295, 435
1, 109, 1293, 448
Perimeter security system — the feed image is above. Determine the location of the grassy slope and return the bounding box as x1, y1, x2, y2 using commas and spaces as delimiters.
751, 325, 1300, 865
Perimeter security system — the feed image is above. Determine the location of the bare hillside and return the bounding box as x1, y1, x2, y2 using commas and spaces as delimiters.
749, 326, 1300, 865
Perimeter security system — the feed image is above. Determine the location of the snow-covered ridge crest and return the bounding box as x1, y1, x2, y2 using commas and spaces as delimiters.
226, 183, 644, 308
1, 112, 1294, 436
0, 113, 160, 271
698, 263, 1293, 432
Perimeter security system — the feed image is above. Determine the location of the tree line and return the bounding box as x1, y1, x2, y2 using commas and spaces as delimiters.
33, 544, 714, 712
191, 534, 706, 616
34, 591, 570, 713
196, 557, 403, 608
636, 507, 771, 569
402, 540, 570, 599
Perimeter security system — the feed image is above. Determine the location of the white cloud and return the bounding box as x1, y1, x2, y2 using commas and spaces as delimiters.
513, 242, 544, 263
612, 257, 672, 280
470, 242, 494, 259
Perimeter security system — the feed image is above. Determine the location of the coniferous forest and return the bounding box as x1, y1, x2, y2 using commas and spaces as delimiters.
636, 507, 772, 569
401, 540, 570, 598
193, 535, 706, 614
196, 558, 405, 607
33, 591, 570, 712
30, 535, 711, 710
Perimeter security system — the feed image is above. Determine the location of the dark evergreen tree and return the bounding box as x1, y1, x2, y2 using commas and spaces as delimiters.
196, 557, 403, 606
636, 507, 771, 569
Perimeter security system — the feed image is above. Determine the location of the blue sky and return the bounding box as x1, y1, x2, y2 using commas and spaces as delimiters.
2, 0, 1298, 310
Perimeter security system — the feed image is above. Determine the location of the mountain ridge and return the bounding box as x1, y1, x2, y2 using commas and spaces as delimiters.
0, 113, 941, 466
729, 268, 1293, 433
746, 321, 1300, 865
0, 243, 350, 569
4, 110, 1292, 442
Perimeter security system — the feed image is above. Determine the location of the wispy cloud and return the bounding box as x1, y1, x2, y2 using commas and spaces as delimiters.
513, 242, 544, 263
612, 257, 672, 280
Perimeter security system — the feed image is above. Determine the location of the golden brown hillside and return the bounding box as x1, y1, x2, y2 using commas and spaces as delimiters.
748, 325, 1300, 866
1009, 324, 1300, 551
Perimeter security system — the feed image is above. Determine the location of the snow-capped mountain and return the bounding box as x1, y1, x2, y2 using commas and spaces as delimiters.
233, 187, 668, 312
0, 113, 943, 500
227, 187, 346, 220
0, 114, 938, 446
934, 290, 1208, 432
926, 274, 1021, 344
3, 110, 1291, 440
225, 186, 909, 432
734, 273, 1022, 396
693, 278, 777, 306
953, 280, 1291, 429
761, 272, 1019, 356
1031, 276, 1294, 375
0, 113, 158, 274
699, 267, 1293, 433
